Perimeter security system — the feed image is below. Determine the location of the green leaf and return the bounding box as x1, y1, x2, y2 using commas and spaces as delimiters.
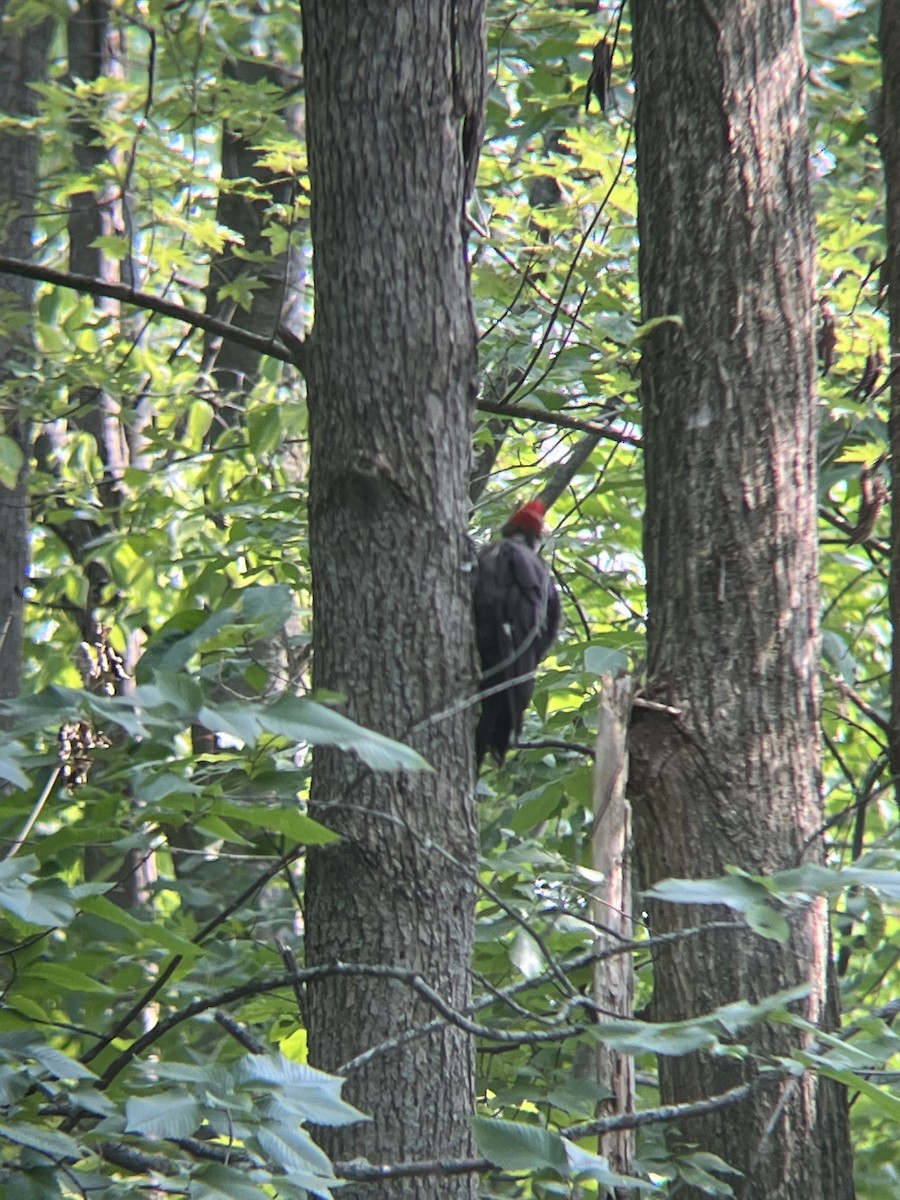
473, 1115, 568, 1175
822, 629, 858, 684
78, 895, 201, 961
0, 739, 30, 789
815, 1061, 900, 1123
563, 1138, 656, 1190
216, 802, 338, 845
261, 696, 431, 772
240, 585, 295, 629
646, 870, 791, 938
629, 313, 684, 343
0, 858, 77, 928
712, 985, 810, 1034
190, 1162, 276, 1200
0, 1119, 82, 1160
676, 1156, 739, 1196
594, 1017, 718, 1057
125, 1091, 202, 1139
0, 435, 23, 488
27, 1042, 97, 1081
744, 901, 790, 944
247, 405, 283, 456
508, 784, 566, 833
26, 962, 113, 996
645, 874, 768, 911
196, 702, 263, 744
582, 645, 628, 676
255, 1122, 336, 1178
187, 400, 215, 448
239, 1054, 368, 1127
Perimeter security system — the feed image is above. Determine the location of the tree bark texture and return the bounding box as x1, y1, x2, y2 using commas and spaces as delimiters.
302, 3, 483, 1198
630, 3, 854, 1198
882, 0, 900, 798
0, 4, 51, 702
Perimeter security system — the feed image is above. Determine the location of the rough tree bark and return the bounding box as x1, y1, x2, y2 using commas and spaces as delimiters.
0, 4, 51, 702
302, 3, 483, 1198
629, 3, 854, 1198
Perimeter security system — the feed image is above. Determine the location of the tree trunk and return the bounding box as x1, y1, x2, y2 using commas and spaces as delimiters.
592, 674, 635, 1189
202, 56, 300, 408
302, 3, 482, 1198
629, 3, 854, 1197
0, 4, 51, 703
66, 0, 129, 488
882, 0, 900, 794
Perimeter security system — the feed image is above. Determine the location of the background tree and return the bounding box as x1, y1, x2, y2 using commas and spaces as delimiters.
629, 2, 853, 1197
884, 0, 900, 791
0, 0, 50, 701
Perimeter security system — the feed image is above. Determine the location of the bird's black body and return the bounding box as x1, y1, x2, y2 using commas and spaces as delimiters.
475, 527, 560, 766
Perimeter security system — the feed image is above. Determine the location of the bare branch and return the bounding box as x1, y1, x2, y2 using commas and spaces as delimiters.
479, 396, 641, 446
0, 253, 305, 370
337, 1156, 490, 1181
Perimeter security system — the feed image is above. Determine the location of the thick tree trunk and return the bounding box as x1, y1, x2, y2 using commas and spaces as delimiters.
302, 3, 482, 1198
629, 3, 854, 1198
0, 4, 51, 703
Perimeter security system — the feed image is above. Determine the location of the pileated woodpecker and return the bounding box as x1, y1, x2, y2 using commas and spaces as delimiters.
475, 500, 560, 766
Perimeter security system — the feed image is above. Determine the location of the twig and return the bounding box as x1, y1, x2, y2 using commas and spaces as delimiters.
338, 1156, 489, 1181
521, 737, 595, 759
275, 937, 306, 1020
478, 396, 641, 445
831, 677, 890, 734
562, 1076, 777, 1141
96, 962, 599, 1092
215, 1010, 266, 1054
4, 767, 60, 860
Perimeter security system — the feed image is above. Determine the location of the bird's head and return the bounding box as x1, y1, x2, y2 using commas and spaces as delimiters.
502, 499, 547, 545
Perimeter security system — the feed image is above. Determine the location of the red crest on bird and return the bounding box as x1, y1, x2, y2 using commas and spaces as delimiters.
503, 499, 546, 541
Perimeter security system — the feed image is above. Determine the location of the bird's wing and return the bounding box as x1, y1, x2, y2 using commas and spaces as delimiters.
476, 539, 557, 668
504, 540, 558, 663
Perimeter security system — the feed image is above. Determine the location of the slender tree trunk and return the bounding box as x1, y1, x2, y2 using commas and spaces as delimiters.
882, 0, 900, 794
67, 0, 129, 488
592, 675, 635, 1189
174, 55, 307, 910
629, 3, 854, 1197
0, 4, 51, 703
302, 3, 483, 1198
65, 0, 147, 904
202, 56, 300, 408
